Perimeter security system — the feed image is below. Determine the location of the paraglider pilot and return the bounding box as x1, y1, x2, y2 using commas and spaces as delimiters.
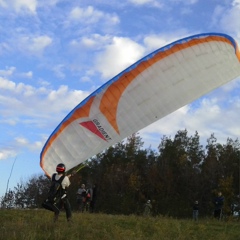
42, 163, 73, 222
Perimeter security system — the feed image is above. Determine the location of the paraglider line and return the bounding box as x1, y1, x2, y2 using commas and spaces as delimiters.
5, 156, 17, 195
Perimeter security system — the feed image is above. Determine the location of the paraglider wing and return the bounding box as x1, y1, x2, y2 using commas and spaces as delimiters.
40, 33, 240, 177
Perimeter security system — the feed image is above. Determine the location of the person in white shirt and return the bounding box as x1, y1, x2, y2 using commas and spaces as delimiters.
76, 183, 87, 212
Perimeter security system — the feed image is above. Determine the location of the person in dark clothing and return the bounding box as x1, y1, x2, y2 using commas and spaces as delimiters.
90, 184, 97, 213
213, 192, 224, 220
193, 200, 199, 221
42, 163, 73, 223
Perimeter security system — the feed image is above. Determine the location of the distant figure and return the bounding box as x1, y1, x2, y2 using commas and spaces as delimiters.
193, 200, 199, 221
213, 192, 224, 220
143, 200, 152, 216
76, 184, 87, 212
89, 184, 97, 213
85, 184, 93, 212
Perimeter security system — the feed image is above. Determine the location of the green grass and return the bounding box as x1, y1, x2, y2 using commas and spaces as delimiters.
0, 209, 240, 240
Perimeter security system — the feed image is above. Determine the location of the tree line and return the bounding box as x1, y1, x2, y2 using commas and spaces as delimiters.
1, 129, 240, 218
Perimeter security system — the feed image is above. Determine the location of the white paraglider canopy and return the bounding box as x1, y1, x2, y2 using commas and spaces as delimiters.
40, 33, 240, 177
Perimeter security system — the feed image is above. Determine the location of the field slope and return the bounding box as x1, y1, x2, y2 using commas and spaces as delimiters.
0, 209, 239, 240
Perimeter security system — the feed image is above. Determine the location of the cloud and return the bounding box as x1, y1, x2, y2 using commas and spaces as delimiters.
15, 137, 28, 145
0, 68, 32, 81
128, 0, 164, 8
211, 0, 240, 39
14, 0, 37, 13
0, 77, 90, 124
0, 67, 16, 77
0, 136, 45, 161
0, 75, 92, 158
0, 0, 37, 13
0, 0, 7, 7
233, 0, 240, 6
0, 148, 17, 160
52, 65, 65, 79
95, 37, 145, 79
143, 30, 190, 52
0, 42, 11, 55
69, 6, 120, 25
14, 136, 42, 151
169, 0, 198, 4
0, 77, 16, 91
19, 71, 33, 79
70, 34, 111, 50
18, 35, 53, 56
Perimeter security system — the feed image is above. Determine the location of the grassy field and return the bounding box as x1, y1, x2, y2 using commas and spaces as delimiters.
0, 209, 240, 240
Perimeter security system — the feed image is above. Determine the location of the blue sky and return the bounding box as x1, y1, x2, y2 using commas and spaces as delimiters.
1, 0, 240, 198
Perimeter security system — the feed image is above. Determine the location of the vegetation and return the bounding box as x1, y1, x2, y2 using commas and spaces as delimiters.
1, 209, 240, 240
1, 129, 240, 218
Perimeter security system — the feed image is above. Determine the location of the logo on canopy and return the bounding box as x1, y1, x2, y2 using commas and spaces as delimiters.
80, 119, 112, 141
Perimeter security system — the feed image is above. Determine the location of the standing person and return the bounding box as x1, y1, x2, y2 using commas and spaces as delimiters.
42, 163, 73, 223
213, 192, 224, 220
90, 184, 97, 213
76, 184, 87, 212
193, 200, 199, 221
85, 184, 93, 212
143, 200, 152, 216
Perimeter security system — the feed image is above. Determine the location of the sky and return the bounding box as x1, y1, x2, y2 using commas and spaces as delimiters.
1, 0, 240, 198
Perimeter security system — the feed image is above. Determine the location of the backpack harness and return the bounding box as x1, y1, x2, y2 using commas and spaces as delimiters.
47, 173, 65, 203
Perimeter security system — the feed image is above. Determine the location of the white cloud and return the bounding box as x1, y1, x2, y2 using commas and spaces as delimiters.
0, 42, 10, 55
38, 0, 59, 7
212, 0, 240, 38
211, 5, 225, 27
15, 137, 28, 145
128, 0, 164, 7
69, 6, 120, 25
143, 30, 190, 53
129, 0, 155, 4
19, 35, 52, 56
70, 6, 99, 21
0, 67, 16, 77
0, 118, 18, 125
13, 0, 37, 13
45, 86, 89, 113
0, 68, 32, 80
20, 71, 33, 79
0, 137, 44, 160
0, 77, 90, 127
170, 0, 198, 4
29, 140, 44, 151
233, 0, 240, 6
0, 0, 37, 13
95, 37, 145, 79
81, 38, 96, 48
0, 0, 7, 7
0, 77, 16, 90
0, 148, 17, 160
47, 85, 69, 101
52, 65, 65, 79
70, 34, 112, 50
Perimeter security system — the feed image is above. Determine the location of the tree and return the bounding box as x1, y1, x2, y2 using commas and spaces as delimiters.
1, 189, 15, 208
2, 130, 240, 217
